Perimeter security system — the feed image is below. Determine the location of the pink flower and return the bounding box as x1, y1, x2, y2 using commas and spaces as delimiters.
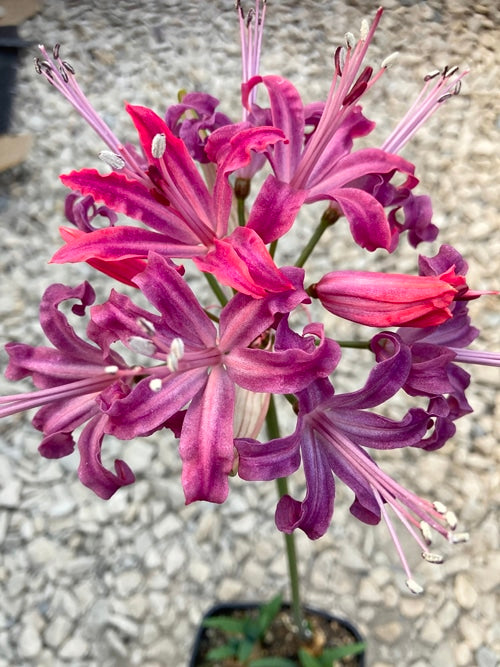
311, 266, 468, 328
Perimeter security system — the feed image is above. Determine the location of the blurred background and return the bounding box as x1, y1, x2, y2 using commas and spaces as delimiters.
0, 1, 498, 665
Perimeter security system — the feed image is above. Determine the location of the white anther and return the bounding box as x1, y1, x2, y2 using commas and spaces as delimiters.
170, 337, 185, 360
406, 579, 424, 595
151, 133, 166, 159
129, 337, 156, 356
449, 532, 470, 544
422, 551, 444, 564
445, 511, 458, 530
445, 65, 459, 77
360, 18, 369, 41
104, 365, 119, 374
433, 501, 447, 514
149, 378, 163, 392
419, 521, 433, 545
344, 32, 355, 49
166, 355, 179, 373
137, 317, 156, 334
381, 51, 399, 69
98, 150, 126, 170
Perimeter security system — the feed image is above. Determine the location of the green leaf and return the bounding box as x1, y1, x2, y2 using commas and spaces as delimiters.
238, 637, 256, 663
250, 658, 298, 667
297, 649, 321, 667
206, 644, 238, 661
202, 616, 246, 634
319, 642, 365, 664
257, 594, 283, 636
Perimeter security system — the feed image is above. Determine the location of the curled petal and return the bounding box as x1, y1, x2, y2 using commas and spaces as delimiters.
78, 414, 135, 500
275, 430, 335, 539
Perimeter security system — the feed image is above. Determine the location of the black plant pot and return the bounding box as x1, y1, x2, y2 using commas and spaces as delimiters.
189, 601, 366, 667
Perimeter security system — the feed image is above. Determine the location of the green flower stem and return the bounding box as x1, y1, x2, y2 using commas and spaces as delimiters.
266, 396, 310, 641
203, 272, 228, 307
336, 340, 371, 349
294, 207, 340, 269
237, 196, 246, 227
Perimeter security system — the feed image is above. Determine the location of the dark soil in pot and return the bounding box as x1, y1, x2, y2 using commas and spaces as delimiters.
190, 602, 365, 667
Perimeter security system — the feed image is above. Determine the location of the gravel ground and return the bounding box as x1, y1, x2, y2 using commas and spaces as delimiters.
0, 1, 499, 666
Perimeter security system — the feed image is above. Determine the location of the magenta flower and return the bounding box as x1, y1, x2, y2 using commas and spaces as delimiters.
88, 253, 340, 504
0, 282, 136, 499
37, 46, 295, 298
232, 8, 418, 252
236, 328, 468, 593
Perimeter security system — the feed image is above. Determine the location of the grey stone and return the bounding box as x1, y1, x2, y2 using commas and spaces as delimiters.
17, 623, 43, 659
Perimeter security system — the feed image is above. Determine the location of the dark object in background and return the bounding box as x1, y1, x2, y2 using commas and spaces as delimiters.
0, 25, 31, 133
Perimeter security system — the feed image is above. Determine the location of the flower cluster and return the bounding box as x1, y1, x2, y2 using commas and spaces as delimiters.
3, 4, 498, 593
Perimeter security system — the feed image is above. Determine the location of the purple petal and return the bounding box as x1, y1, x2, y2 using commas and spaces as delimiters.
78, 414, 135, 499
133, 253, 217, 348
218, 266, 308, 350
275, 429, 335, 539
179, 366, 235, 504
226, 323, 340, 394
104, 368, 208, 440
236, 429, 302, 481
326, 332, 411, 410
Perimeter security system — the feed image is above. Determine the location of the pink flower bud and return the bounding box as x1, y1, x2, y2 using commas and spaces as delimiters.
312, 270, 467, 327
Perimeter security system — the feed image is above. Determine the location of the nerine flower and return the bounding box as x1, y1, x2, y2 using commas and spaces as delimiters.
237, 329, 467, 593
0, 282, 137, 499
88, 253, 340, 504
232, 8, 418, 252
37, 46, 295, 297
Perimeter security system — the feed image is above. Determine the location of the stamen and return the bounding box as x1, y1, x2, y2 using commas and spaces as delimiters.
437, 92, 453, 103
445, 510, 458, 530
420, 521, 433, 545
104, 365, 119, 374
98, 151, 126, 170
445, 65, 459, 78
52, 43, 60, 59
433, 501, 447, 514
149, 378, 163, 392
422, 551, 444, 564
406, 579, 424, 595
34, 57, 42, 75
334, 46, 343, 76
137, 317, 156, 335
170, 337, 185, 359
344, 32, 355, 49
59, 66, 69, 84
449, 532, 470, 544
360, 18, 369, 41
166, 356, 179, 372
61, 60, 75, 75
381, 51, 399, 69
166, 337, 185, 372
424, 69, 441, 81
151, 133, 166, 159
